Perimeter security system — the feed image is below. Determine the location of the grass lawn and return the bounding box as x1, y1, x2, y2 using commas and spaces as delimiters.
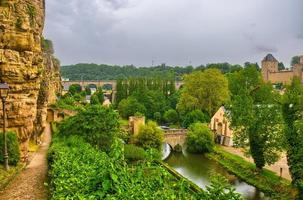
207, 146, 297, 200
119, 119, 129, 127
0, 163, 24, 190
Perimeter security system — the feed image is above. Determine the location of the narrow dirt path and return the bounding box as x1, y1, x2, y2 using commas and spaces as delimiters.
0, 123, 51, 200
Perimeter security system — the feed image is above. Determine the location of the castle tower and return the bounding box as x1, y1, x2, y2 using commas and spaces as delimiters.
261, 54, 279, 82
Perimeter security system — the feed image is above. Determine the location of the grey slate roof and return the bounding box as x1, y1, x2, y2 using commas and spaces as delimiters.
263, 54, 278, 62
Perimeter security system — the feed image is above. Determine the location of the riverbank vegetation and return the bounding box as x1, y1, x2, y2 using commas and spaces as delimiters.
208, 146, 297, 199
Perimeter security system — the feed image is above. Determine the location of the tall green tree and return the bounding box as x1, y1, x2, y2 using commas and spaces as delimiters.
118, 97, 146, 119
182, 109, 208, 128
278, 62, 286, 70
68, 84, 82, 95
228, 66, 284, 170
177, 69, 229, 116
282, 78, 303, 197
163, 109, 179, 125
291, 56, 300, 66
58, 105, 119, 152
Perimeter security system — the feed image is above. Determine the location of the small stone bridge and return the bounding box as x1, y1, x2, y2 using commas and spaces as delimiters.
164, 129, 187, 151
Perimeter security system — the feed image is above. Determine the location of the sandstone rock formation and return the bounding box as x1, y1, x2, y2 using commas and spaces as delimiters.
0, 0, 61, 160
35, 39, 61, 142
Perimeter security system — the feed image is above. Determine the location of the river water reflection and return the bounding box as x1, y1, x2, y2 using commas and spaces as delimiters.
164, 149, 268, 200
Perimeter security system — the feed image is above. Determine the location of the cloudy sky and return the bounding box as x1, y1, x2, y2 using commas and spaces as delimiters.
44, 0, 303, 67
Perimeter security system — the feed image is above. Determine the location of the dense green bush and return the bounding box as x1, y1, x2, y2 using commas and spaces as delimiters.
186, 123, 214, 153
68, 84, 82, 95
48, 136, 199, 199
124, 144, 146, 161
163, 109, 179, 125
182, 109, 208, 128
0, 132, 20, 166
205, 175, 243, 200
58, 105, 119, 152
136, 121, 164, 150
118, 97, 146, 119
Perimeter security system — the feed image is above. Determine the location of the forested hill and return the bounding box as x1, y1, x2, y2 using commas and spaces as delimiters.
60, 63, 246, 80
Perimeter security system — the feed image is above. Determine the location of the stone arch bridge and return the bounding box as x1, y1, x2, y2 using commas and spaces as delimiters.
164, 129, 187, 151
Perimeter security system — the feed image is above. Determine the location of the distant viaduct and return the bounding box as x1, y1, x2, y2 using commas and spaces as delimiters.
62, 80, 184, 102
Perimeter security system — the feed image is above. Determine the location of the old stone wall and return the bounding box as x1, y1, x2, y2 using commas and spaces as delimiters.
0, 0, 60, 160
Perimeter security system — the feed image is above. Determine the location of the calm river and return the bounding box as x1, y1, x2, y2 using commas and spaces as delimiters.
163, 145, 268, 200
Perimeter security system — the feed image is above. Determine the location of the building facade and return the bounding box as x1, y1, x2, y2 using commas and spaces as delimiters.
210, 106, 233, 146
261, 54, 303, 84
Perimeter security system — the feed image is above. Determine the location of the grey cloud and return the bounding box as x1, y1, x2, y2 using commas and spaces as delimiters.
253, 45, 278, 54
106, 0, 129, 9
44, 0, 303, 66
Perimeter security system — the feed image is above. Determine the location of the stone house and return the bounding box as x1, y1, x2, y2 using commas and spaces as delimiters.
210, 106, 233, 146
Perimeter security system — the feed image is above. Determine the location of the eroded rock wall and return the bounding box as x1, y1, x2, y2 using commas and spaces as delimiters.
35, 39, 61, 140
0, 0, 60, 160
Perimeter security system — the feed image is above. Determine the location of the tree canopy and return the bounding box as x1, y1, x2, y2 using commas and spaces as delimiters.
282, 78, 303, 196
61, 63, 244, 81
177, 68, 229, 116
228, 66, 284, 170
186, 123, 214, 153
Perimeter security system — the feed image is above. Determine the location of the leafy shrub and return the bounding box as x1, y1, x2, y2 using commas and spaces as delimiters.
136, 121, 164, 150
118, 97, 146, 119
205, 175, 243, 200
153, 112, 161, 123
48, 135, 199, 199
186, 123, 214, 153
0, 132, 20, 165
68, 84, 82, 95
124, 144, 146, 161
58, 105, 119, 152
182, 109, 208, 128
163, 109, 179, 125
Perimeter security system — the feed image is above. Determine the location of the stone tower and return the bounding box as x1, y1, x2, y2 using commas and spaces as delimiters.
261, 54, 279, 82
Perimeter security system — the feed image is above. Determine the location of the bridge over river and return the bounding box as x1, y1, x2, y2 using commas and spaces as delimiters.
164, 129, 187, 151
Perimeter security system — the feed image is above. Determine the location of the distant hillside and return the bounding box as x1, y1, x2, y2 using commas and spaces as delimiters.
60, 63, 244, 80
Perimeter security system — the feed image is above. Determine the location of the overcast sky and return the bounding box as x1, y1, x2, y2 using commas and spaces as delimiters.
44, 0, 303, 67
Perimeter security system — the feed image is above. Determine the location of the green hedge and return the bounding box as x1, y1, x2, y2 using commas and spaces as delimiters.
0, 132, 20, 166
124, 144, 146, 161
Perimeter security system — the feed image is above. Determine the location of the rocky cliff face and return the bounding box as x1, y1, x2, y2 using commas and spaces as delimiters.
35, 39, 61, 140
0, 0, 61, 160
